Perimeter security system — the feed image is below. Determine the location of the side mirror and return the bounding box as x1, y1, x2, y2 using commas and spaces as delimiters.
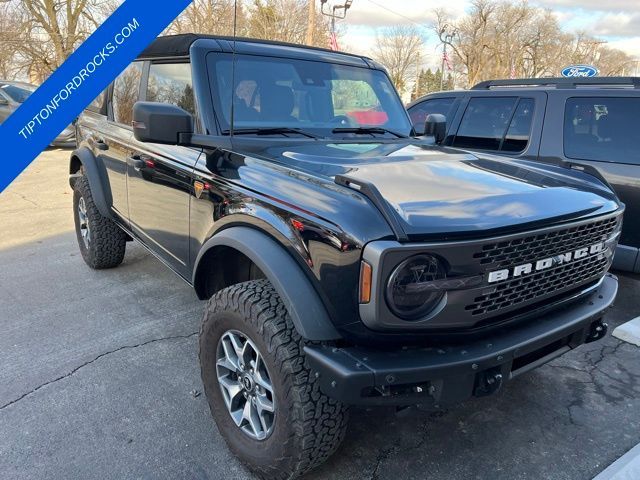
0, 97, 9, 106
133, 101, 194, 145
424, 114, 447, 144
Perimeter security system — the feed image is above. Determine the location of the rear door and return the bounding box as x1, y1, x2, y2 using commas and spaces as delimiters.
126, 61, 202, 278
540, 92, 640, 256
99, 61, 145, 224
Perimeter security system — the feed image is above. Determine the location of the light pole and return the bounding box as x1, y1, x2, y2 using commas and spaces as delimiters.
320, 0, 353, 50
439, 25, 457, 90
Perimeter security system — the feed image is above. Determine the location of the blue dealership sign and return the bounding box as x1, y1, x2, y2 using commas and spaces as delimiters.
0, 0, 192, 193
561, 65, 599, 78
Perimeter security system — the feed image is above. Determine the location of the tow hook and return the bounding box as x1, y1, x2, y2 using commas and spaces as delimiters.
586, 320, 608, 343
474, 367, 503, 397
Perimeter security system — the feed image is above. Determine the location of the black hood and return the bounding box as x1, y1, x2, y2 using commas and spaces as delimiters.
234, 140, 621, 240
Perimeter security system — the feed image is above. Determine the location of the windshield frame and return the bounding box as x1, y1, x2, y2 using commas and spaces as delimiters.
205, 52, 412, 140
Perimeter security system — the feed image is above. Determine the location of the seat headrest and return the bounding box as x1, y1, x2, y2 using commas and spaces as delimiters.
260, 85, 295, 120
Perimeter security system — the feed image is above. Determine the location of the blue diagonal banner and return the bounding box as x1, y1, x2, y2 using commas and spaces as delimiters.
0, 0, 193, 193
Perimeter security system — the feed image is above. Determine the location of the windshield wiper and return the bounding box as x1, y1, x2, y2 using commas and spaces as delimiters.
332, 127, 408, 139
224, 127, 320, 139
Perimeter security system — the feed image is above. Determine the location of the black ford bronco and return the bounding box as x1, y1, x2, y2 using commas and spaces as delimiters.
70, 35, 622, 479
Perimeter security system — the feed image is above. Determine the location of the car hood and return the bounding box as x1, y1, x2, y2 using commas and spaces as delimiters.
238, 141, 621, 240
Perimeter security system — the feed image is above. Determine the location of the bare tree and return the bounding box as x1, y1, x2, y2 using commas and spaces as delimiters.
372, 25, 424, 95
436, 0, 633, 87
0, 0, 337, 82
169, 0, 245, 36
5, 0, 120, 83
247, 0, 331, 47
0, 3, 20, 78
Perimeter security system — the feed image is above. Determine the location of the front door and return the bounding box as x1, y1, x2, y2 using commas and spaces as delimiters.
126, 62, 201, 279
127, 144, 201, 278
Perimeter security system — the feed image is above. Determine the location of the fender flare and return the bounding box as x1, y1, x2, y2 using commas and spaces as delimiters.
69, 147, 113, 219
193, 227, 342, 341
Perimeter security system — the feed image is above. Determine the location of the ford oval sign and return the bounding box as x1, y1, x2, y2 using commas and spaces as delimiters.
561, 65, 599, 78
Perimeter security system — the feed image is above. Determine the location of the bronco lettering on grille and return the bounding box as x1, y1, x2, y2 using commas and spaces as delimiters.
487, 241, 606, 283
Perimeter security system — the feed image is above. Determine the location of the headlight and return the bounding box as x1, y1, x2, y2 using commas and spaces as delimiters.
385, 254, 446, 320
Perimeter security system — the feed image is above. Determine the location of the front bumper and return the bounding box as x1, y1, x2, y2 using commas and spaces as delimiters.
305, 273, 618, 407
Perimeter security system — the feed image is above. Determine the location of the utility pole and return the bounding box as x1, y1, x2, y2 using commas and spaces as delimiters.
305, 1, 316, 45
320, 0, 353, 50
438, 25, 457, 91
440, 42, 447, 91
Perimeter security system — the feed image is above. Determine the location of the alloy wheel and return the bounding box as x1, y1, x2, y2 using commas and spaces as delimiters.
216, 330, 275, 440
77, 197, 91, 249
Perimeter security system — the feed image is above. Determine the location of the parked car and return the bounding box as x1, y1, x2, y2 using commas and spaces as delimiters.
0, 80, 76, 147
70, 35, 621, 479
407, 77, 640, 273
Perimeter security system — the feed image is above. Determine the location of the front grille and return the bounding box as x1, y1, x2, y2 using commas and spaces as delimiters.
473, 215, 619, 268
466, 254, 608, 316
465, 215, 620, 317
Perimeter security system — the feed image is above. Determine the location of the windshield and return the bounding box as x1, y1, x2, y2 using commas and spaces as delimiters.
1, 83, 36, 103
208, 54, 412, 138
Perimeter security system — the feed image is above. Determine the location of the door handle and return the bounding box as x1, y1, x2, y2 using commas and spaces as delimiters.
95, 139, 109, 151
128, 155, 153, 172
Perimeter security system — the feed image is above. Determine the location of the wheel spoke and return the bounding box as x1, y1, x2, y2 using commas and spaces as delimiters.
216, 356, 238, 373
254, 356, 273, 394
228, 333, 245, 358
220, 337, 240, 371
243, 398, 262, 437
255, 392, 274, 414
241, 340, 254, 367
218, 375, 243, 408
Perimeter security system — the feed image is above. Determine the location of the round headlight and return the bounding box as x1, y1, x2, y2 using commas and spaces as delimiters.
386, 254, 446, 320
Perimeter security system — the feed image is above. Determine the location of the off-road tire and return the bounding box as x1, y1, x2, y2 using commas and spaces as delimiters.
73, 176, 126, 269
199, 279, 349, 479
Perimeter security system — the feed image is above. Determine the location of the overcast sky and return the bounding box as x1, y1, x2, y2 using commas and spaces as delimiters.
338, 0, 640, 71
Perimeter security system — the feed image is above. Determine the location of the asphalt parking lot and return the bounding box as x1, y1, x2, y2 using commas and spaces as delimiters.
1, 149, 639, 480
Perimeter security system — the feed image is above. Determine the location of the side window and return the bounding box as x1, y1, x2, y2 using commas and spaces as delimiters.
453, 97, 534, 153
502, 98, 535, 152
408, 97, 456, 126
147, 63, 195, 116
86, 92, 106, 114
564, 97, 640, 165
112, 62, 143, 126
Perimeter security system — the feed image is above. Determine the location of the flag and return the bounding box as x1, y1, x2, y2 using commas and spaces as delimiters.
329, 31, 339, 51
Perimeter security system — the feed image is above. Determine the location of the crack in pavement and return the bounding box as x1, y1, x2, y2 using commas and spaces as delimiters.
13, 192, 40, 208
369, 418, 433, 480
0, 332, 198, 411
545, 338, 635, 428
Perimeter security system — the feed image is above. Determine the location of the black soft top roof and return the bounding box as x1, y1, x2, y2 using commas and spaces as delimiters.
138, 34, 218, 58
137, 34, 373, 64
